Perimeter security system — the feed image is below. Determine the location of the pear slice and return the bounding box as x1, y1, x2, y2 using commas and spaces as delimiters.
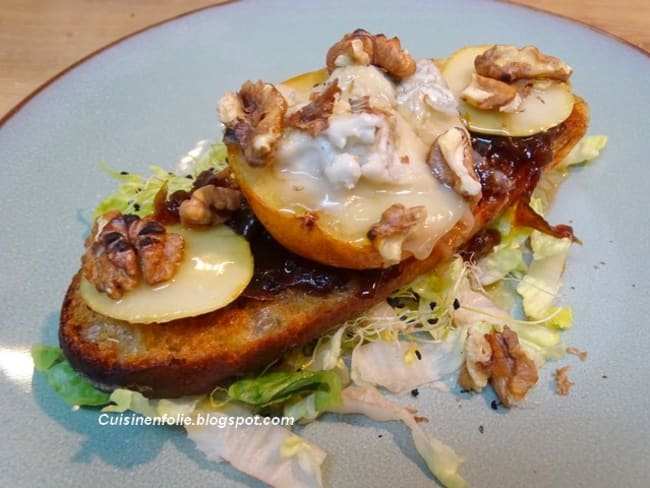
227, 68, 468, 269
80, 225, 253, 324
441, 45, 575, 136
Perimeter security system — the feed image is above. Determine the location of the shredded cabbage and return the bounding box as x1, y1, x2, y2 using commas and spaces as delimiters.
227, 370, 343, 415
30, 345, 110, 406
186, 404, 327, 488
351, 326, 467, 394
331, 385, 468, 488
516, 199, 573, 320
93, 141, 227, 218
560, 135, 608, 167
102, 388, 202, 418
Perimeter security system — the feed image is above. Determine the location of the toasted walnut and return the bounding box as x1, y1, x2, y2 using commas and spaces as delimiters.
459, 326, 538, 408
286, 80, 341, 136
367, 204, 426, 265
220, 80, 288, 166
486, 327, 539, 407
129, 217, 184, 285
367, 203, 425, 241
427, 127, 482, 198
554, 366, 574, 396
326, 28, 416, 78
461, 72, 522, 112
82, 211, 138, 299
459, 327, 492, 392
82, 212, 184, 299
179, 184, 241, 227
475, 45, 572, 83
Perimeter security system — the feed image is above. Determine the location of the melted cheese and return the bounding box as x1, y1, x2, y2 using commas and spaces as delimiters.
267, 63, 470, 263
80, 225, 253, 324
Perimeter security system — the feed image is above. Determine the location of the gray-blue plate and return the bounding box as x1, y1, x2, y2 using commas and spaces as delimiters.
1, 0, 648, 486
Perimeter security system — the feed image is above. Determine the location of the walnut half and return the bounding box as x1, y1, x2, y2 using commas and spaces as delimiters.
286, 80, 341, 136
82, 211, 184, 299
461, 72, 522, 112
220, 80, 288, 166
427, 127, 482, 198
326, 28, 416, 78
459, 326, 539, 408
179, 184, 241, 227
475, 44, 572, 83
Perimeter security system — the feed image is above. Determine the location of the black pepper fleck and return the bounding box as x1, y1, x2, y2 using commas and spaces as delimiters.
120, 171, 129, 175
490, 400, 499, 410
185, 174, 193, 179
429, 301, 437, 310
378, 434, 383, 438
412, 292, 420, 302
411, 388, 419, 397
427, 318, 438, 325
133, 203, 141, 212
415, 350, 422, 361
478, 425, 485, 434
453, 298, 460, 310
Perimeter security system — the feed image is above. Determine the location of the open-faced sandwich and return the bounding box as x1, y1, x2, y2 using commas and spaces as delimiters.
34, 29, 607, 487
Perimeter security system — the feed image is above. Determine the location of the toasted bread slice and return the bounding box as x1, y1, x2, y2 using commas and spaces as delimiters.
60, 98, 588, 398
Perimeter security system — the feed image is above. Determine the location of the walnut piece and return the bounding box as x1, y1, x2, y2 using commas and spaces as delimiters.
286, 80, 341, 136
475, 45, 572, 83
367, 203, 425, 241
566, 346, 588, 361
82, 211, 184, 299
459, 326, 539, 408
130, 217, 184, 286
461, 72, 522, 112
554, 366, 574, 395
427, 127, 482, 198
179, 184, 241, 227
458, 327, 492, 391
220, 80, 288, 166
367, 203, 426, 265
326, 28, 416, 78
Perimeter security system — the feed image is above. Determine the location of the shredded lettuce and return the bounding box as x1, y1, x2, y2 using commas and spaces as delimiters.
227, 370, 342, 415
350, 325, 467, 394
31, 345, 111, 406
186, 405, 327, 488
93, 142, 228, 218
331, 385, 468, 488
102, 388, 202, 418
517, 236, 571, 320
560, 135, 608, 167
475, 241, 528, 286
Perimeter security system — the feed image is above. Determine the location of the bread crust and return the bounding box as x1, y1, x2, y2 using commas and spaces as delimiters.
60, 98, 588, 398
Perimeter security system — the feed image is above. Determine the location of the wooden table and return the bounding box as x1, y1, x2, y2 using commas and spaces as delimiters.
1, 0, 648, 118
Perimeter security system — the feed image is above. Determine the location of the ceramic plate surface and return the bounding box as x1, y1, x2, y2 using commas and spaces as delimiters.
1, 0, 648, 486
